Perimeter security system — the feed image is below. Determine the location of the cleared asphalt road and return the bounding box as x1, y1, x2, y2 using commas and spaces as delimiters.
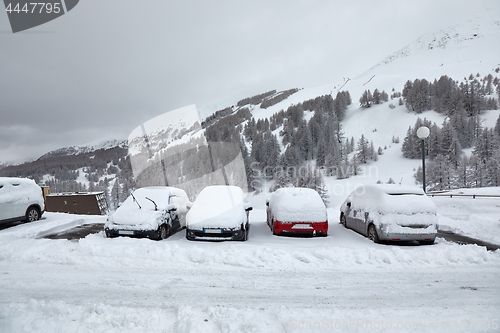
36, 223, 500, 251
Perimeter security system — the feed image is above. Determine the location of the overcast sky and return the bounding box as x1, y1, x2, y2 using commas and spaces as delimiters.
0, 0, 496, 163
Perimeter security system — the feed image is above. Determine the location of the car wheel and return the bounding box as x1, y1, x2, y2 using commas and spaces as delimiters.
186, 229, 195, 241
341, 214, 347, 229
25, 207, 40, 222
368, 224, 380, 243
238, 223, 248, 241
157, 224, 168, 241
419, 239, 435, 245
272, 222, 277, 235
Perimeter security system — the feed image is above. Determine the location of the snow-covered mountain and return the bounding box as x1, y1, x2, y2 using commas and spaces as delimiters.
37, 139, 128, 161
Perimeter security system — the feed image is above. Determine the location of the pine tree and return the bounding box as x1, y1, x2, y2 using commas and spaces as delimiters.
426, 154, 453, 191
316, 136, 327, 167
440, 120, 462, 168
495, 114, 500, 138
356, 135, 370, 164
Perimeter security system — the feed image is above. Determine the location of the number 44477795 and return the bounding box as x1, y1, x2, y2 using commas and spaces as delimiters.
5, 2, 61, 14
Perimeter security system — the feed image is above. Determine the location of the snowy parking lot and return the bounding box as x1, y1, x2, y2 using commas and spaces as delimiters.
1, 193, 500, 333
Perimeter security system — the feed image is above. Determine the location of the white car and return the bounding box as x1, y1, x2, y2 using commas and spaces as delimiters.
186, 185, 252, 241
105, 186, 191, 240
0, 177, 45, 224
340, 185, 438, 245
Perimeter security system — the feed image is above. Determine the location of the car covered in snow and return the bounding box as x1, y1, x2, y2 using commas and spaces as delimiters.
0, 177, 45, 224
340, 185, 438, 244
186, 185, 252, 241
104, 186, 191, 240
266, 187, 328, 236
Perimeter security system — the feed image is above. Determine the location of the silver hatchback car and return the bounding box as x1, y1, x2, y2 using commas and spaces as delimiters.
340, 185, 438, 245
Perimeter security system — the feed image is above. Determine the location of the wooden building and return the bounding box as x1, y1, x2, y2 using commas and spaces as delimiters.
45, 192, 109, 215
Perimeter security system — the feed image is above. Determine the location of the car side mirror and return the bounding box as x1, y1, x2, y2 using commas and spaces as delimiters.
347, 202, 351, 208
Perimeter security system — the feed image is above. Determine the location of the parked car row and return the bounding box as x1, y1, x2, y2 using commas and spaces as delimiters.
0, 177, 438, 245
103, 183, 438, 245
0, 176, 438, 245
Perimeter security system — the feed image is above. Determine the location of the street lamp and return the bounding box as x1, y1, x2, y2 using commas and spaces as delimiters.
417, 126, 430, 193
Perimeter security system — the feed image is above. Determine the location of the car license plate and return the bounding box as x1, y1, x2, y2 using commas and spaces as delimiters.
204, 228, 222, 233
118, 230, 135, 235
292, 224, 313, 229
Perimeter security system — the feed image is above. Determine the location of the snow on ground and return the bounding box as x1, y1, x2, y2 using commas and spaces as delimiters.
1, 195, 499, 333
429, 187, 500, 245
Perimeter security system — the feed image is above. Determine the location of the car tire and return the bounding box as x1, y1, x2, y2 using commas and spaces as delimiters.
238, 223, 248, 241
25, 207, 40, 222
157, 224, 168, 241
272, 222, 277, 235
419, 239, 435, 245
368, 224, 380, 243
341, 214, 347, 229
186, 229, 195, 241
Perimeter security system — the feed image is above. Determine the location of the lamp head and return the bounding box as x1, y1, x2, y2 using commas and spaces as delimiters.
417, 126, 430, 139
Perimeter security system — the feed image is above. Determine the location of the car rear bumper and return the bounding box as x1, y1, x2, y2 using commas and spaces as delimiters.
273, 221, 328, 236
186, 228, 246, 241
378, 231, 436, 242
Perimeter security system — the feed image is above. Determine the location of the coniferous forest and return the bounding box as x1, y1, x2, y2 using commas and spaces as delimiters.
1, 72, 499, 207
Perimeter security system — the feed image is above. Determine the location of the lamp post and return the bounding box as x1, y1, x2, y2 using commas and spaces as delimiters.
417, 126, 430, 193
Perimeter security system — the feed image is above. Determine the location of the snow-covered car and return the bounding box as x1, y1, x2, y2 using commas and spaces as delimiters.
186, 185, 252, 241
0, 177, 45, 224
266, 187, 328, 236
340, 185, 438, 245
104, 186, 191, 240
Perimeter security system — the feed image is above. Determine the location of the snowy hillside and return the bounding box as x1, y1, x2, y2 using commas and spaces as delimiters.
37, 139, 128, 160
173, 11, 499, 201
247, 12, 500, 141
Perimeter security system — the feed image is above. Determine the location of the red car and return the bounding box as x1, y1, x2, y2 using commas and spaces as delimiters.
266, 187, 328, 236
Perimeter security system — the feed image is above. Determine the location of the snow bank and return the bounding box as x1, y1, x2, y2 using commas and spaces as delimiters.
186, 186, 249, 229
269, 187, 327, 223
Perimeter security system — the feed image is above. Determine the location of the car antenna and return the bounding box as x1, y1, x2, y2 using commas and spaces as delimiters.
145, 197, 158, 211
131, 193, 141, 209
